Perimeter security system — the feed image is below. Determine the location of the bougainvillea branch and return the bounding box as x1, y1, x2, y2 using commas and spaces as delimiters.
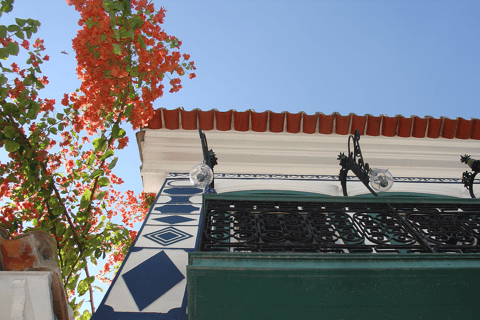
0, 0, 194, 318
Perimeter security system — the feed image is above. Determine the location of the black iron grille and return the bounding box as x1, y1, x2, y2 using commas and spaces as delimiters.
199, 199, 480, 253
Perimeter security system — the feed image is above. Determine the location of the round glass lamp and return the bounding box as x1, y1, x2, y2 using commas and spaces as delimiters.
369, 169, 394, 192
189, 163, 213, 188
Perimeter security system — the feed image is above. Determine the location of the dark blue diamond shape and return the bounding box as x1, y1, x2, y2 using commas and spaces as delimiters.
122, 251, 185, 311
159, 232, 177, 241
144, 227, 193, 246
154, 215, 195, 225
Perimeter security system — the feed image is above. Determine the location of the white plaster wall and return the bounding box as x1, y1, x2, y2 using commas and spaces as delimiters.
0, 272, 54, 320
139, 129, 478, 194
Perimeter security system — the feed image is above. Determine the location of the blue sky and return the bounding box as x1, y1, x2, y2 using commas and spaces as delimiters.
2, 0, 480, 312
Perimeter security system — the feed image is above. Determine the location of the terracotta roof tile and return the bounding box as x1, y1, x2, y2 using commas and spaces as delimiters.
180, 109, 197, 130
455, 118, 472, 140
318, 113, 334, 134
365, 114, 381, 136
216, 110, 232, 131
412, 116, 427, 138
442, 117, 457, 139
233, 110, 250, 131
147, 108, 480, 140
302, 113, 317, 134
398, 116, 413, 138
381, 115, 398, 137
251, 111, 268, 132
163, 108, 179, 130
269, 111, 285, 133
198, 109, 214, 130
286, 112, 302, 134
351, 114, 367, 135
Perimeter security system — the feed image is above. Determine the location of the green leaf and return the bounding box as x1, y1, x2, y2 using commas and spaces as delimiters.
56, 113, 64, 120
124, 104, 133, 118
90, 169, 103, 179
47, 117, 56, 125
2, 102, 17, 114
14, 30, 24, 40
93, 285, 104, 293
86, 152, 95, 166
0, 47, 9, 59
7, 24, 21, 32
101, 34, 106, 41
56, 223, 66, 237
113, 29, 120, 41
77, 279, 89, 296
3, 124, 16, 139
100, 149, 114, 160
26, 107, 37, 119
5, 139, 19, 152
108, 157, 118, 170
98, 177, 109, 187
112, 43, 122, 55
4, 42, 15, 55
79, 310, 92, 320
15, 18, 26, 27
85, 276, 95, 285
67, 274, 80, 291
0, 25, 6, 38
92, 137, 107, 151
96, 191, 106, 200
80, 189, 92, 209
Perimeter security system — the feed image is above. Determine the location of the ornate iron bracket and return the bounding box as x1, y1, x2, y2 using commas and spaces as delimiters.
198, 128, 218, 189
338, 130, 378, 197
461, 154, 479, 198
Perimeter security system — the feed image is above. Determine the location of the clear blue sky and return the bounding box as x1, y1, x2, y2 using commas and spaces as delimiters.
2, 0, 480, 312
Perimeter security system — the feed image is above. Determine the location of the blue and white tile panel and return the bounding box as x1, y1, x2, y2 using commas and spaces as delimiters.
93, 178, 202, 319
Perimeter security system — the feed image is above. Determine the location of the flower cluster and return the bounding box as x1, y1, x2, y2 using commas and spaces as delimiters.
66, 0, 195, 132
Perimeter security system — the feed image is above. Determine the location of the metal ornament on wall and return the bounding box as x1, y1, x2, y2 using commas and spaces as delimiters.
338, 130, 393, 196
189, 128, 218, 192
461, 154, 479, 198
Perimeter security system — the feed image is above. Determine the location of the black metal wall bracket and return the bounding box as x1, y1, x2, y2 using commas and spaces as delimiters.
338, 130, 378, 197
461, 154, 479, 198
199, 128, 218, 189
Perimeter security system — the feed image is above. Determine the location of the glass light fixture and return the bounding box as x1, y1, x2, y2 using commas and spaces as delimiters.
369, 168, 394, 192
189, 163, 213, 188
338, 130, 394, 196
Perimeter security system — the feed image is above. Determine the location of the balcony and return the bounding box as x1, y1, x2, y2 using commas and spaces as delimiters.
187, 194, 480, 319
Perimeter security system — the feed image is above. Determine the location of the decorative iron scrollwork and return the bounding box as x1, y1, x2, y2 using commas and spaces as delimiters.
200, 199, 480, 254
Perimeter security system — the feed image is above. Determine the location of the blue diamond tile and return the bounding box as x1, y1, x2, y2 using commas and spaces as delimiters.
122, 251, 184, 311
144, 227, 193, 246
154, 204, 199, 214
154, 216, 195, 225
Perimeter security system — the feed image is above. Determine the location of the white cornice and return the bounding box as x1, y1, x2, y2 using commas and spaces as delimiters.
137, 128, 479, 193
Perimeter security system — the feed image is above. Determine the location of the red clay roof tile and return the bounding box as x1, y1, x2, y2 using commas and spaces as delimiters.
147, 108, 480, 140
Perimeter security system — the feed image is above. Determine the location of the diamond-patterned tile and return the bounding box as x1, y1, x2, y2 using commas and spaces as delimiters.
144, 227, 192, 246
135, 226, 197, 248
122, 251, 184, 311
146, 214, 200, 226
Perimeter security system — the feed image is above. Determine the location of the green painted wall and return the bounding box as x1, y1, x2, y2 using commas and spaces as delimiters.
188, 253, 480, 320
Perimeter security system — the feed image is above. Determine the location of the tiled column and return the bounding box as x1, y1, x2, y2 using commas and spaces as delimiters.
94, 177, 203, 319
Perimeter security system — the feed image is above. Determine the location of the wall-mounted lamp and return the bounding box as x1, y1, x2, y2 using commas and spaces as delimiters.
338, 130, 393, 196
461, 154, 479, 198
190, 128, 218, 192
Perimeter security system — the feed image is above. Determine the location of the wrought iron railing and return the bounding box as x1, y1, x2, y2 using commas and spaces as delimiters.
199, 199, 480, 253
